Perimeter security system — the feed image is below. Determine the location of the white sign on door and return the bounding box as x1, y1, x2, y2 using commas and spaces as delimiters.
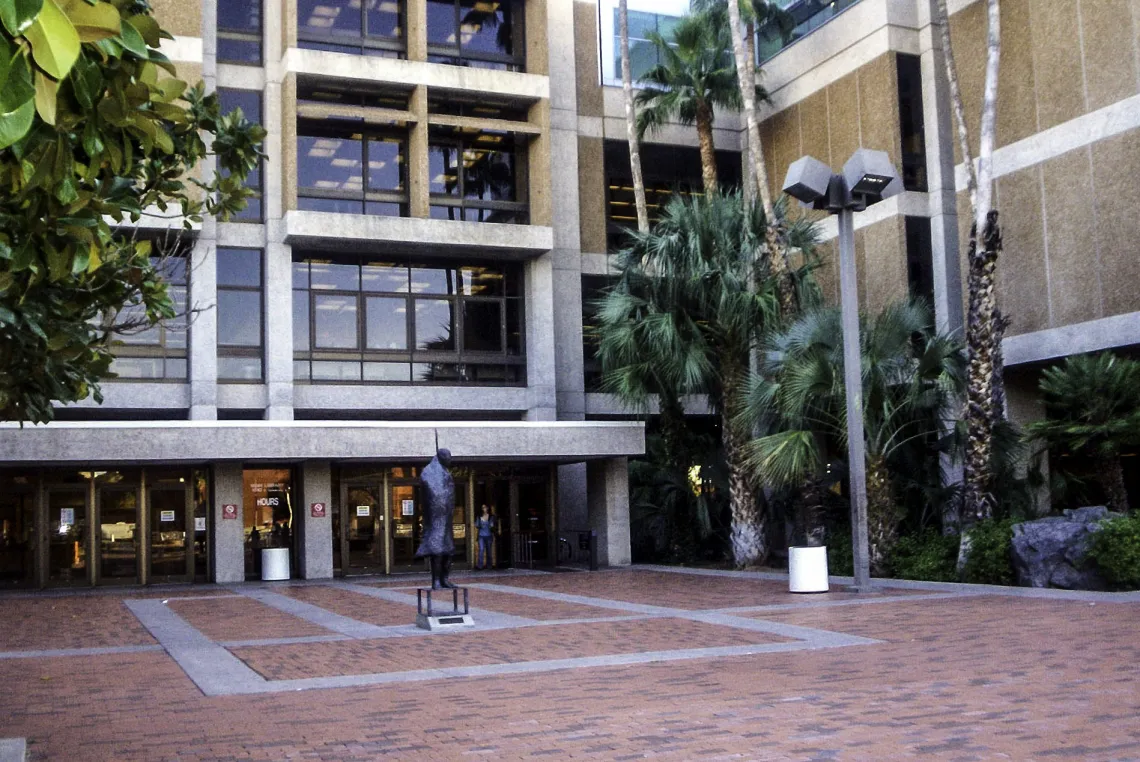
195, 517, 207, 531
401, 499, 414, 516
356, 506, 370, 517
60, 508, 74, 526
160, 510, 176, 522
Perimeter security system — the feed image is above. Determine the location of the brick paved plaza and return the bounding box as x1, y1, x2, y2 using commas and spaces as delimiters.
2, 567, 1139, 761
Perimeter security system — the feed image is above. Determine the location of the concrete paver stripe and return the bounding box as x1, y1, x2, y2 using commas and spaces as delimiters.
219, 634, 353, 648
124, 599, 267, 696
469, 582, 675, 615
711, 592, 971, 614
0, 645, 164, 660
242, 640, 832, 695
231, 586, 392, 638
689, 612, 880, 647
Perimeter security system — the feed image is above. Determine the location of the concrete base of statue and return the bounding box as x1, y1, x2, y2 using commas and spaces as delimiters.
415, 587, 475, 630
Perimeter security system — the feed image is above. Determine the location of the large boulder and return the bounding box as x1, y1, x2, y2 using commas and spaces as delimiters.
1010, 506, 1121, 590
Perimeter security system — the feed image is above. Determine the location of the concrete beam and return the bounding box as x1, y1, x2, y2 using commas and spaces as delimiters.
0, 421, 646, 464
284, 211, 554, 259
1003, 311, 1140, 366
294, 385, 528, 413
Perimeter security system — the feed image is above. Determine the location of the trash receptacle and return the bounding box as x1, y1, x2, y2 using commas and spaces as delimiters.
788, 545, 829, 593
261, 547, 290, 581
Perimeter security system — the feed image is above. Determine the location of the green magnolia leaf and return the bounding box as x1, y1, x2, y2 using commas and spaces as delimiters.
24, 0, 80, 79
46, 244, 70, 281
69, 52, 101, 109
33, 69, 58, 124
125, 12, 158, 47
116, 17, 146, 57
0, 0, 43, 36
1, 51, 35, 110
63, 0, 119, 42
0, 97, 34, 150
0, 36, 11, 92
10, 240, 34, 271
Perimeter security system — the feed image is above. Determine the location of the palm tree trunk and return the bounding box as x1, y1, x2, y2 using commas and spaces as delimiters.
619, 0, 650, 233
722, 365, 766, 567
866, 454, 900, 576
1096, 454, 1130, 513
659, 392, 697, 555
695, 104, 719, 194
963, 212, 1002, 523
933, 0, 978, 210
724, 0, 770, 213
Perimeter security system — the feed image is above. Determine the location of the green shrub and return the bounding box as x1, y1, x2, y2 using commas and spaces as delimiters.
889, 531, 959, 582
962, 518, 1016, 585
825, 528, 853, 577
1087, 515, 1140, 590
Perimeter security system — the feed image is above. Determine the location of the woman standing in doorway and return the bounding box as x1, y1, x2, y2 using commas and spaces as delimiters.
475, 504, 496, 570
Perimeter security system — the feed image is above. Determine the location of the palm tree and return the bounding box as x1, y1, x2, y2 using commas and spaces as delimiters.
597, 191, 818, 566
1026, 353, 1140, 513
741, 300, 966, 574
618, 0, 649, 233
634, 9, 755, 194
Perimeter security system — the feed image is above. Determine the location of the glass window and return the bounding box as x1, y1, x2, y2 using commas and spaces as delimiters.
415, 299, 456, 350
314, 294, 359, 349
112, 250, 190, 381
217, 248, 264, 381
366, 296, 408, 350
297, 123, 408, 216
243, 469, 293, 579
427, 0, 523, 70
298, 0, 404, 56
218, 0, 262, 65
294, 256, 524, 385
218, 90, 264, 221
463, 300, 502, 352
429, 128, 527, 223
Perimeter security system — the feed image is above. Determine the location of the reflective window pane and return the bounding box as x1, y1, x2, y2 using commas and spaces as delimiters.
217, 248, 261, 288
365, 296, 407, 350
364, 201, 403, 216
427, 0, 456, 45
314, 294, 359, 349
459, 266, 504, 296
462, 300, 502, 351
459, 0, 511, 55
218, 291, 262, 347
409, 266, 456, 295
293, 290, 310, 351
293, 261, 310, 289
312, 361, 363, 381
219, 0, 261, 31
218, 38, 262, 65
361, 263, 409, 292
364, 362, 411, 382
165, 358, 188, 379
506, 298, 522, 354
367, 138, 404, 191
428, 145, 459, 195
298, 135, 363, 193
299, 196, 364, 214
111, 357, 163, 379
299, 0, 362, 37
415, 299, 455, 350
219, 356, 263, 381
165, 286, 188, 349
310, 262, 360, 291
294, 360, 311, 380
366, 0, 402, 39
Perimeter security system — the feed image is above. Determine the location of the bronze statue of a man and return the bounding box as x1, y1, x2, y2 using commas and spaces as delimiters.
415, 448, 457, 589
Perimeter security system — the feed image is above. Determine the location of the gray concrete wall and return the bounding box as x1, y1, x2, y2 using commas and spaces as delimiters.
212, 462, 245, 583
586, 457, 631, 566
299, 461, 333, 579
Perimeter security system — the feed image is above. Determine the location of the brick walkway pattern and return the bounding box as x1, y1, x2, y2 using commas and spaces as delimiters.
1, 567, 1138, 760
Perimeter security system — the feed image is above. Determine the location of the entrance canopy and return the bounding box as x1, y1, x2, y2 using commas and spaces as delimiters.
0, 420, 645, 465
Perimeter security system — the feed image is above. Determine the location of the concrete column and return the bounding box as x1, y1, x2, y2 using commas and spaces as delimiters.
920, 3, 964, 337
557, 462, 588, 529
408, 85, 430, 219
212, 462, 245, 583
406, 0, 427, 61
299, 460, 333, 579
586, 457, 631, 567
524, 254, 558, 421
189, 0, 220, 420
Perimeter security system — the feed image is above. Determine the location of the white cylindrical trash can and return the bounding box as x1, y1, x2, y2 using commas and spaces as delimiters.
261, 548, 290, 581
788, 545, 829, 593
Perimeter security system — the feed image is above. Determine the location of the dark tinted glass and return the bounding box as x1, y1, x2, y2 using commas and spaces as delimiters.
298, 134, 363, 192
463, 300, 502, 351
367, 138, 403, 191
426, 0, 455, 45
299, 0, 362, 37
218, 38, 262, 64
217, 248, 261, 287
219, 0, 261, 31
366, 0, 402, 37
458, 266, 504, 296
428, 145, 459, 195
459, 0, 511, 55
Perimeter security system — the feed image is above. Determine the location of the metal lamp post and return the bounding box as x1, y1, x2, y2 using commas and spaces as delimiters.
781, 149, 902, 592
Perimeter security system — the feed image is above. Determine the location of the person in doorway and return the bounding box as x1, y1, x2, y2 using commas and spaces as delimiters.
475, 504, 496, 570
249, 526, 262, 577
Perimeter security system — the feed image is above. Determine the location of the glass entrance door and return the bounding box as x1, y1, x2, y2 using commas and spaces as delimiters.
342, 484, 385, 575
149, 488, 190, 582
390, 483, 419, 571
48, 489, 88, 586
0, 475, 35, 588
99, 487, 140, 584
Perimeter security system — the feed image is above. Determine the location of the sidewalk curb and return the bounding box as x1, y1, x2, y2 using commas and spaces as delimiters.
0, 738, 26, 762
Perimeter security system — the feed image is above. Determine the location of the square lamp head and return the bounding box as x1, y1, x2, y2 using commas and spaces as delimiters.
842, 148, 902, 204
782, 155, 833, 206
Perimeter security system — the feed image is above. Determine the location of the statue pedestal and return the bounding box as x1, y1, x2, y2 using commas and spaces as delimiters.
415, 587, 475, 630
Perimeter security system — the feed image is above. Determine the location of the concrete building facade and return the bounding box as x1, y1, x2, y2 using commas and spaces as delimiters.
1, 0, 1138, 587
